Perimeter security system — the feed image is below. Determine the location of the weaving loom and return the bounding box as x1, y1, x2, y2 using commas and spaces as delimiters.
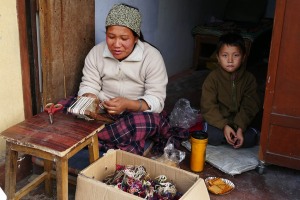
68, 96, 115, 123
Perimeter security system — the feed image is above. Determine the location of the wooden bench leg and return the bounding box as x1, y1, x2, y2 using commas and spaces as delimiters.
5, 142, 17, 199
88, 134, 99, 163
56, 157, 68, 200
44, 159, 53, 196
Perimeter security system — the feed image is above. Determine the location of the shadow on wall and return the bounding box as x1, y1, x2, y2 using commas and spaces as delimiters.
165, 69, 210, 113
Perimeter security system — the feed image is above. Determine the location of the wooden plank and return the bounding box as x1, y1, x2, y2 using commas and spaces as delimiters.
39, 0, 65, 104
38, 0, 95, 105
1, 112, 104, 157
88, 134, 100, 163
56, 157, 68, 200
61, 0, 95, 98
44, 160, 53, 196
264, 153, 300, 170
271, 0, 300, 116
267, 125, 300, 157
30, 0, 43, 114
10, 144, 56, 161
16, 0, 33, 119
4, 143, 18, 199
14, 172, 48, 200
50, 171, 78, 185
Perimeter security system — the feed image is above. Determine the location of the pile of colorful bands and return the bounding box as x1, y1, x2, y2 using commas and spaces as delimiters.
103, 165, 182, 199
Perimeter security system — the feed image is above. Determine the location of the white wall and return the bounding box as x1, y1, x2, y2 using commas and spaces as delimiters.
0, 0, 25, 158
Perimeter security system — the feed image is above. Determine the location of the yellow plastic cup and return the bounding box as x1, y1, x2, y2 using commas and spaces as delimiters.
190, 131, 208, 172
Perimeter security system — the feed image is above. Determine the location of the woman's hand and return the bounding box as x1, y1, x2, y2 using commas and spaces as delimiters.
102, 97, 130, 115
103, 97, 147, 115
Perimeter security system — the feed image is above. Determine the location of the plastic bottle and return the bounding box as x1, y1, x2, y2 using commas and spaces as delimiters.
190, 131, 208, 172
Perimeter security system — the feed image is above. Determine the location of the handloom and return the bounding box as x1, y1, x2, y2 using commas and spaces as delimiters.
68, 96, 115, 123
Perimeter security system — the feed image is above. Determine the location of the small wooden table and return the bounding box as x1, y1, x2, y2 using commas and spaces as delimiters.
1, 112, 104, 200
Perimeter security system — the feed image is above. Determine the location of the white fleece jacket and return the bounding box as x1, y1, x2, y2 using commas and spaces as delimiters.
78, 40, 168, 113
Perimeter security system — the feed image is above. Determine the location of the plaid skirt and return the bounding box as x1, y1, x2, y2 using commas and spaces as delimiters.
97, 111, 190, 155
57, 96, 191, 155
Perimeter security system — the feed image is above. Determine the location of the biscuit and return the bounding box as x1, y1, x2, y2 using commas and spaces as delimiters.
209, 178, 225, 185
208, 185, 223, 194
207, 178, 233, 194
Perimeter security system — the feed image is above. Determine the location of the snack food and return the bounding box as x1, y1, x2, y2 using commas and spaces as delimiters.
205, 177, 235, 195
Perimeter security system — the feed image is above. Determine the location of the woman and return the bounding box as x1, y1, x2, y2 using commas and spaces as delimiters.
78, 4, 181, 155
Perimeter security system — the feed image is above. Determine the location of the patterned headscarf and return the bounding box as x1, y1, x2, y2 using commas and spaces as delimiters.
105, 4, 141, 37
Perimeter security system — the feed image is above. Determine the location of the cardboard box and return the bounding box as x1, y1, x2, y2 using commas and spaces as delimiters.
75, 150, 210, 200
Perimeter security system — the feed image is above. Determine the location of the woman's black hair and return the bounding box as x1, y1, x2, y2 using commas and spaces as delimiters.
216, 32, 246, 55
133, 30, 145, 42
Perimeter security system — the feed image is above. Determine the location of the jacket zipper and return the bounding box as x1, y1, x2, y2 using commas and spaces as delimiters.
231, 73, 238, 112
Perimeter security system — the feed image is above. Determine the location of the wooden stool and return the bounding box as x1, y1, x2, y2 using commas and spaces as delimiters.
1, 112, 104, 200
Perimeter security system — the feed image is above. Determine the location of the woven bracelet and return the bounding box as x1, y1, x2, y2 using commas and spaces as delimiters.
138, 99, 142, 112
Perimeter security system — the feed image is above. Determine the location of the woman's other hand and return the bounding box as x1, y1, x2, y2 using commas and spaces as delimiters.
103, 97, 147, 115
102, 97, 130, 115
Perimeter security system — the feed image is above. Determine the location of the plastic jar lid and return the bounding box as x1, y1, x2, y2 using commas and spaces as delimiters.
191, 130, 208, 139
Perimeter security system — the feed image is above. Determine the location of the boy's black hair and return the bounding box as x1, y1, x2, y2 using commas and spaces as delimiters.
216, 32, 246, 55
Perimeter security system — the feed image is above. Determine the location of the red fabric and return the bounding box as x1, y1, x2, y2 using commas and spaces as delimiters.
189, 115, 204, 132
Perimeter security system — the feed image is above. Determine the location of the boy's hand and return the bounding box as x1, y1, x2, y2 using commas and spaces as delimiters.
233, 128, 244, 149
223, 125, 237, 146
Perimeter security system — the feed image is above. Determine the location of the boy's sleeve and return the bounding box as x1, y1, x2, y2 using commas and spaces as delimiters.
201, 74, 228, 130
234, 74, 260, 131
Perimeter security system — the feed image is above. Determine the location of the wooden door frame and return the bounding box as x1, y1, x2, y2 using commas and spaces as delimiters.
17, 0, 33, 119
17, 0, 41, 119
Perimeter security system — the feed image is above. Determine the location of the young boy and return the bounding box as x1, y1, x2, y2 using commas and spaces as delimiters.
201, 32, 260, 148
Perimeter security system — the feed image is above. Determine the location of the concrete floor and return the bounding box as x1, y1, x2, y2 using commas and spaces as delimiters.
181, 150, 300, 200
18, 147, 300, 200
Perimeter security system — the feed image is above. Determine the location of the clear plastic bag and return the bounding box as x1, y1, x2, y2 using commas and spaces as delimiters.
155, 137, 186, 168
169, 98, 199, 129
